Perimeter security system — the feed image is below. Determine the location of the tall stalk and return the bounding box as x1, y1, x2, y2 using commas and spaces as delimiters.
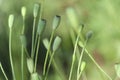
8, 14, 16, 80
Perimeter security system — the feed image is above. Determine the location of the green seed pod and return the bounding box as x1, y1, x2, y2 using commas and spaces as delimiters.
52, 36, 62, 52
52, 15, 61, 30
27, 58, 34, 74
31, 72, 40, 80
20, 35, 27, 48
43, 38, 49, 50
86, 31, 93, 40
21, 6, 26, 18
80, 61, 86, 72
115, 63, 120, 77
37, 19, 46, 35
79, 24, 84, 32
33, 3, 40, 18
78, 41, 84, 48
66, 7, 78, 28
8, 14, 14, 28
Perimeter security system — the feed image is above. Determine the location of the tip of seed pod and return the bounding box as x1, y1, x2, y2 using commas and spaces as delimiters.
81, 24, 84, 30
21, 6, 26, 17
78, 41, 84, 48
33, 3, 40, 18
86, 31, 93, 40
66, 7, 78, 28
43, 38, 49, 50
78, 24, 84, 32
37, 19, 46, 35
31, 72, 40, 80
8, 14, 14, 28
27, 58, 34, 74
52, 36, 62, 52
52, 15, 61, 30
81, 61, 86, 72
115, 63, 120, 77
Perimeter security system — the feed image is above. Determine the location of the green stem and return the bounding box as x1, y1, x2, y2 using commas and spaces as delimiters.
43, 30, 54, 76
25, 48, 30, 58
34, 35, 41, 72
69, 29, 81, 80
77, 40, 87, 80
31, 18, 37, 58
21, 16, 25, 80
69, 54, 75, 80
70, 28, 80, 61
81, 46, 113, 80
78, 69, 82, 80
0, 63, 8, 80
33, 33, 38, 58
9, 28, 16, 80
21, 46, 24, 80
49, 51, 66, 80
44, 51, 55, 80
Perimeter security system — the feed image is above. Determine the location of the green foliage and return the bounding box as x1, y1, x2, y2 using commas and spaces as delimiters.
0, 0, 120, 80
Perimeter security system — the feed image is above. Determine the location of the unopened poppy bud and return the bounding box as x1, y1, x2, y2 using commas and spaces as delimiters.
86, 31, 93, 40
115, 63, 120, 78
21, 6, 26, 18
81, 61, 86, 72
8, 14, 14, 28
33, 3, 40, 18
43, 38, 49, 50
27, 58, 34, 74
52, 15, 61, 30
52, 36, 62, 52
31, 72, 40, 80
37, 19, 46, 35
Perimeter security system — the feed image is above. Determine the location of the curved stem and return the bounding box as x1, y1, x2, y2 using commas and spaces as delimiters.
34, 35, 41, 72
44, 51, 55, 80
33, 33, 38, 58
9, 28, 16, 80
69, 29, 81, 80
77, 40, 87, 80
43, 30, 54, 76
78, 44, 113, 80
0, 63, 8, 80
31, 18, 37, 58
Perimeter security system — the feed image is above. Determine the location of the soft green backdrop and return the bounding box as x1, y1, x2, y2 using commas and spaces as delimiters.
0, 0, 120, 80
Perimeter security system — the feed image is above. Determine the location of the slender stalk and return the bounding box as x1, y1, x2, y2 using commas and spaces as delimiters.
78, 70, 82, 80
9, 28, 16, 80
31, 18, 37, 58
79, 46, 113, 80
0, 63, 8, 80
77, 40, 87, 80
68, 29, 81, 80
69, 53, 76, 80
21, 42, 24, 80
33, 32, 38, 58
49, 51, 66, 80
34, 35, 41, 72
21, 15, 25, 80
69, 28, 81, 61
44, 51, 55, 80
43, 30, 55, 76
25, 48, 30, 58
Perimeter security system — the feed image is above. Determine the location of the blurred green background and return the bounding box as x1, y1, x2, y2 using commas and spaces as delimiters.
0, 0, 120, 80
